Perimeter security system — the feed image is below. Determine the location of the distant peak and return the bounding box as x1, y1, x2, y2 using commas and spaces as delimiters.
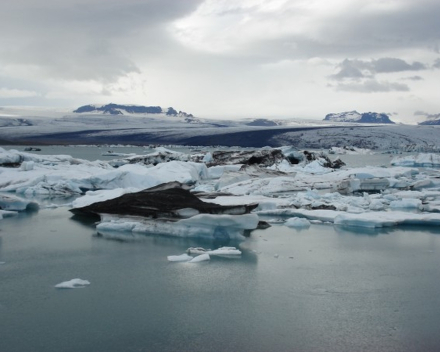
73, 104, 195, 119
324, 111, 395, 124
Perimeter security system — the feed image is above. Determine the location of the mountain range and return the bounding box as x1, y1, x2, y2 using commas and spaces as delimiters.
418, 114, 440, 125
324, 111, 395, 124
73, 103, 195, 119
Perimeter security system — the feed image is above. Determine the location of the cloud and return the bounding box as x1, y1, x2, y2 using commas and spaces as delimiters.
172, 0, 440, 59
336, 80, 410, 93
0, 0, 439, 124
372, 58, 426, 73
330, 58, 427, 80
0, 0, 203, 83
0, 88, 39, 98
402, 76, 424, 81
330, 59, 370, 80
414, 111, 440, 120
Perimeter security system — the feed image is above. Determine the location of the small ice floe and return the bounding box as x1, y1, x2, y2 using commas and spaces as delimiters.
188, 246, 241, 256
188, 253, 210, 263
20, 160, 34, 171
0, 194, 39, 211
285, 217, 311, 228
167, 254, 193, 262
391, 153, 440, 167
274, 254, 279, 258
168, 252, 212, 263
0, 210, 18, 219
55, 278, 90, 289
389, 198, 422, 210
334, 211, 440, 228
208, 247, 242, 256
187, 247, 211, 255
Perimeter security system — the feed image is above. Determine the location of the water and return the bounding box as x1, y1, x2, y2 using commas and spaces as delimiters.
1, 147, 440, 351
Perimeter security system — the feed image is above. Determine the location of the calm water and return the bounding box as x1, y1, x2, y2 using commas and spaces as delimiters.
1, 147, 440, 351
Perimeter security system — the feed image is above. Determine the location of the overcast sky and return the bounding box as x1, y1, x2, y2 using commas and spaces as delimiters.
1, 0, 439, 123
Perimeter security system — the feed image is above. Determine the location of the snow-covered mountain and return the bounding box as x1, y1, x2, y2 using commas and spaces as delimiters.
324, 111, 395, 124
0, 106, 439, 151
418, 114, 440, 125
73, 103, 196, 120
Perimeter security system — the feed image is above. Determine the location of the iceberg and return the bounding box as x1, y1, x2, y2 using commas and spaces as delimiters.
285, 217, 311, 228
2, 144, 440, 237
208, 247, 242, 256
167, 253, 193, 262
55, 278, 90, 289
391, 153, 440, 167
334, 212, 440, 228
187, 246, 242, 256
96, 213, 259, 240
0, 193, 39, 211
188, 253, 210, 263
0, 209, 18, 219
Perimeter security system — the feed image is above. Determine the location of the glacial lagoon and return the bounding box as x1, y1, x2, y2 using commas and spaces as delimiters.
1, 146, 440, 351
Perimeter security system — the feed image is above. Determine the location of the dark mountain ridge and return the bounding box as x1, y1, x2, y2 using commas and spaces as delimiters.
73, 103, 194, 118
324, 111, 395, 124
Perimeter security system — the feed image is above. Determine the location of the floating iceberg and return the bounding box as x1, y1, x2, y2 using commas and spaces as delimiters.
187, 246, 242, 256
0, 209, 18, 219
285, 217, 311, 228
334, 211, 440, 228
167, 254, 193, 262
391, 153, 440, 167
2, 145, 440, 235
188, 253, 210, 263
55, 278, 90, 289
96, 213, 259, 240
0, 193, 39, 211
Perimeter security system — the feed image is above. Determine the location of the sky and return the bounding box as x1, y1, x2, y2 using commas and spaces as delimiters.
0, 0, 439, 123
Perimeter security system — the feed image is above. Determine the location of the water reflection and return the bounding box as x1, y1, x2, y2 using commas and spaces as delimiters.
333, 224, 389, 237
93, 228, 259, 264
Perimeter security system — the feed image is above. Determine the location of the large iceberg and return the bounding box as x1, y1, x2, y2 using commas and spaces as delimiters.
391, 153, 440, 167
96, 213, 259, 240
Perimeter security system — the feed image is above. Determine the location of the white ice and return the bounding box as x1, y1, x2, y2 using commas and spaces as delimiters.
188, 253, 210, 263
2, 144, 440, 233
0, 209, 18, 219
0, 193, 39, 211
54, 278, 90, 289
285, 217, 311, 228
96, 213, 259, 240
391, 153, 440, 167
167, 254, 193, 262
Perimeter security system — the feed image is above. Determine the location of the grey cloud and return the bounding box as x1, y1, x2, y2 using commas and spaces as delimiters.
232, 0, 440, 62
331, 58, 427, 81
336, 80, 410, 93
0, 0, 203, 83
329, 59, 368, 80
414, 111, 440, 119
321, 2, 440, 57
402, 76, 424, 81
433, 59, 440, 69
372, 58, 426, 73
